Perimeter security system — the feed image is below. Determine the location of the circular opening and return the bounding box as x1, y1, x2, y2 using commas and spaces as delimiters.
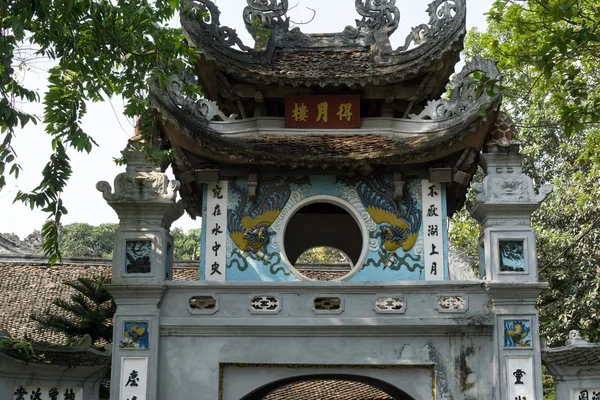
280, 197, 367, 281
295, 246, 352, 281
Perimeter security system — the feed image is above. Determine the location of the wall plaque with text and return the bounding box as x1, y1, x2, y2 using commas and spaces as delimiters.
285, 95, 361, 129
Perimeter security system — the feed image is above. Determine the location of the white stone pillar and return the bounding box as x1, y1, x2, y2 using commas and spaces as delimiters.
97, 144, 183, 400
469, 140, 551, 400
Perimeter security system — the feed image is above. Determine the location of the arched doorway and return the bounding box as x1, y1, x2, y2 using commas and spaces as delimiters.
240, 374, 417, 400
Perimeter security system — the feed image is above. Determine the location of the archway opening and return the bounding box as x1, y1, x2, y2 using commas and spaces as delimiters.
295, 246, 352, 280
240, 374, 417, 400
282, 201, 364, 280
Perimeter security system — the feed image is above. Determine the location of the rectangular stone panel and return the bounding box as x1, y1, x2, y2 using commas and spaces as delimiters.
120, 357, 148, 400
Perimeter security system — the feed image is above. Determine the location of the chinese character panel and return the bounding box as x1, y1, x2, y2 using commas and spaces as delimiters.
120, 357, 148, 400
285, 95, 361, 129
204, 181, 228, 281
12, 386, 82, 400
573, 389, 600, 400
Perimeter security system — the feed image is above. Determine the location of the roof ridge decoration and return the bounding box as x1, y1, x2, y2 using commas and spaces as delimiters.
395, 0, 462, 53
409, 57, 502, 121
355, 0, 400, 36
183, 0, 465, 57
243, 0, 290, 42
154, 56, 501, 124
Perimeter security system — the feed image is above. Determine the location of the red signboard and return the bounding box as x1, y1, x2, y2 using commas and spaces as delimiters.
285, 95, 361, 129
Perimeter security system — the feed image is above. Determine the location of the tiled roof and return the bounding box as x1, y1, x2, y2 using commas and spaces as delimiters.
0, 262, 198, 345
263, 380, 393, 400
542, 345, 600, 367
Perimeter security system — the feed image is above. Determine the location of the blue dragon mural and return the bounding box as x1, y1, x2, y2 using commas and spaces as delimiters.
227, 176, 310, 274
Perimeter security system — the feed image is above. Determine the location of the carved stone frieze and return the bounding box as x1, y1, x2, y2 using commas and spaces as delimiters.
408, 57, 501, 121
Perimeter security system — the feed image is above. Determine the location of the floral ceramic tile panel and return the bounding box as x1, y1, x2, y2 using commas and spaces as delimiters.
499, 239, 526, 272
504, 319, 532, 348
120, 321, 149, 349
126, 240, 152, 274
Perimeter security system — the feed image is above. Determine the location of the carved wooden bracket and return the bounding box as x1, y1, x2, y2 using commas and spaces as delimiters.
248, 172, 258, 201
393, 172, 404, 201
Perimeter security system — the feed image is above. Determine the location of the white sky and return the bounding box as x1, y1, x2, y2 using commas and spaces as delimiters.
0, 0, 494, 238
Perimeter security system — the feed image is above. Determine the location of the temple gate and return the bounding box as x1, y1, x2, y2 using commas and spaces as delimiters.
97, 1, 551, 398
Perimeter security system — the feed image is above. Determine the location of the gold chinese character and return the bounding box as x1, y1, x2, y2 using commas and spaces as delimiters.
316, 101, 328, 122
292, 102, 308, 122
337, 103, 353, 121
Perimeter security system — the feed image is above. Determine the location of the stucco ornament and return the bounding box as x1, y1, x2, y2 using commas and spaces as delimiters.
157, 73, 233, 123
395, 0, 463, 52
565, 330, 590, 346
97, 143, 185, 228
188, 0, 254, 52
355, 0, 400, 35
409, 57, 502, 121
471, 166, 552, 204
97, 151, 180, 203
243, 0, 289, 39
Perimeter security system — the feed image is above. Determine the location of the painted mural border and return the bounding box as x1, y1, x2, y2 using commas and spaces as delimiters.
276, 194, 370, 282
218, 362, 437, 400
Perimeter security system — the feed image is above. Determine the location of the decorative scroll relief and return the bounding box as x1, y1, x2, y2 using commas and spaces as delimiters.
314, 297, 342, 311
250, 296, 281, 313
506, 356, 534, 400
573, 389, 600, 400
355, 0, 400, 35
163, 73, 233, 122
395, 0, 463, 52
188, 0, 253, 52
13, 387, 82, 400
408, 57, 501, 121
337, 186, 379, 252
474, 175, 552, 204
243, 0, 289, 39
566, 330, 591, 346
190, 296, 217, 310
206, 181, 228, 281
422, 180, 444, 281
375, 296, 405, 313
437, 295, 467, 312
120, 357, 148, 400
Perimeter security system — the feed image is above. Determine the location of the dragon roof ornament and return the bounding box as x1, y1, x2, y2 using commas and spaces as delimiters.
409, 57, 503, 121
183, 0, 465, 58
355, 0, 400, 36
243, 0, 290, 41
